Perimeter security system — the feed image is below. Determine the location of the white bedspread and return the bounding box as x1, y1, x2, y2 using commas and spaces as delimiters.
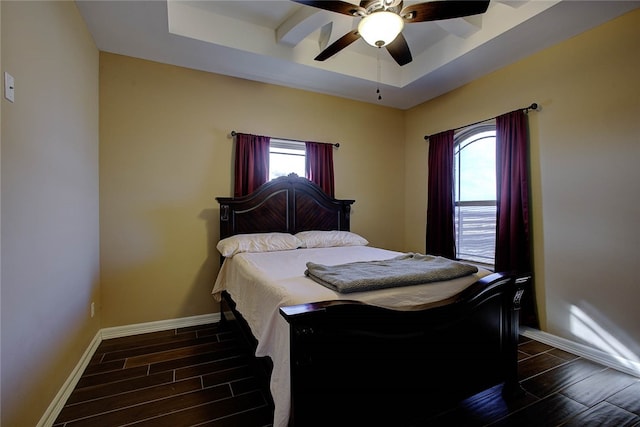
211, 246, 491, 427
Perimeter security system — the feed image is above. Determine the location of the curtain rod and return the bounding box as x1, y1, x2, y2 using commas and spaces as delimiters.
423, 102, 539, 140
230, 130, 340, 148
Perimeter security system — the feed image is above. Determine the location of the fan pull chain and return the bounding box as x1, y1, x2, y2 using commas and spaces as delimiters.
376, 48, 382, 101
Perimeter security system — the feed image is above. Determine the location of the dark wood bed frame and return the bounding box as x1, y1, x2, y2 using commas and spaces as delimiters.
216, 174, 528, 426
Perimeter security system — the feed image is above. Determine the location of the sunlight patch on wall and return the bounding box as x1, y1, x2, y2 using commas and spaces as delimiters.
570, 305, 640, 375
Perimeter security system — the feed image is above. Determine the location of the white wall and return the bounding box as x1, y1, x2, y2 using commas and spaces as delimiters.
1, 2, 100, 426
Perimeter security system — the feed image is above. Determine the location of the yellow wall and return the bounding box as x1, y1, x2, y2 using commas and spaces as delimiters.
2, 2, 639, 425
0, 2, 3, 422
1, 2, 100, 426
406, 9, 640, 359
99, 53, 405, 327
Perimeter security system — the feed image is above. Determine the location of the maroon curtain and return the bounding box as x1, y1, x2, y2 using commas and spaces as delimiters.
305, 141, 335, 197
495, 110, 531, 273
234, 133, 270, 197
425, 130, 455, 259
496, 110, 537, 327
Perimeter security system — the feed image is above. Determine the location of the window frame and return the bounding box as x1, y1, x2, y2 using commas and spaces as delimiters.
268, 138, 306, 181
453, 122, 497, 268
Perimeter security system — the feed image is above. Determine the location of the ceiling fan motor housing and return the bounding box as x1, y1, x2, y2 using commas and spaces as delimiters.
362, 0, 404, 15
294, 0, 491, 66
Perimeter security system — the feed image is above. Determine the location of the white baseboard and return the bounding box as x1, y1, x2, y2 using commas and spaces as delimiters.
100, 313, 220, 340
38, 313, 221, 427
521, 326, 640, 379
36, 330, 102, 427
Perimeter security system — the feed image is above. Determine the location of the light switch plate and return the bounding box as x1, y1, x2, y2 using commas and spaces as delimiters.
4, 72, 15, 103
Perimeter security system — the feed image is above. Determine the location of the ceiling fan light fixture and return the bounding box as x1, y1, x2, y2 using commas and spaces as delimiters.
358, 11, 404, 48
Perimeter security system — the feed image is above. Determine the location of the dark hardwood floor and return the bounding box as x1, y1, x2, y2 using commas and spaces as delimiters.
53, 322, 640, 427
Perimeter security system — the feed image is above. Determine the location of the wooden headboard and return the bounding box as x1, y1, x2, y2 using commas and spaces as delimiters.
216, 174, 355, 240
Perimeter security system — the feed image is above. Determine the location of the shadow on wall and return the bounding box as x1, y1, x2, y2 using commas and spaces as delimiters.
189, 207, 222, 315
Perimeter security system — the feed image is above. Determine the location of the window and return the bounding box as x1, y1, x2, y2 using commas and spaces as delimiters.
453, 123, 496, 267
269, 139, 305, 181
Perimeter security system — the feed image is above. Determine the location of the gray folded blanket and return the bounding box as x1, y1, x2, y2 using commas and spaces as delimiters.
304, 253, 478, 293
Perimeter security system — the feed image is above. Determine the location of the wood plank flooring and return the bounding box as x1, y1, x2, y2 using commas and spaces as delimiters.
53, 322, 640, 426
53, 322, 274, 427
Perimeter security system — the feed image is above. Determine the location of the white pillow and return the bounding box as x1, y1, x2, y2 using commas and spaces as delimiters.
295, 230, 369, 248
217, 232, 302, 257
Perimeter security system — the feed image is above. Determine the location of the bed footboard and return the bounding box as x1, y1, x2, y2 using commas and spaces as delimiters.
280, 272, 528, 426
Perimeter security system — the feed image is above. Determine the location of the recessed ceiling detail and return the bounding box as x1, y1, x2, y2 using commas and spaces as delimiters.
76, 0, 640, 109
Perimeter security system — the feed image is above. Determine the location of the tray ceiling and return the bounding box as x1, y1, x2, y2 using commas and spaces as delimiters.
76, 0, 639, 109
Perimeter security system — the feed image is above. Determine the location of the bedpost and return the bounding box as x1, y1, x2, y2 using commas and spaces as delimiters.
218, 204, 230, 266
219, 204, 231, 238
502, 273, 531, 397
344, 203, 351, 231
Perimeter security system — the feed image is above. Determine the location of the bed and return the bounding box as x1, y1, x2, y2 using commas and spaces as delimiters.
212, 174, 528, 427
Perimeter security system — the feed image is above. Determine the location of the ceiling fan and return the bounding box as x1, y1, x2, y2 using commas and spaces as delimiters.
291, 0, 490, 66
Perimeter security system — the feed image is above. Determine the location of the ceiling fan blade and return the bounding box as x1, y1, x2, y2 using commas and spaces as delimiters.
315, 30, 361, 61
401, 0, 490, 23
385, 33, 412, 66
291, 1, 365, 17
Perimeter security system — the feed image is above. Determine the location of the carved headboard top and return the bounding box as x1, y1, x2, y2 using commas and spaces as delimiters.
216, 174, 355, 240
